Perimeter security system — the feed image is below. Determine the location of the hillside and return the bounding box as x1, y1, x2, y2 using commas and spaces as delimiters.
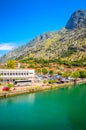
0, 10, 86, 66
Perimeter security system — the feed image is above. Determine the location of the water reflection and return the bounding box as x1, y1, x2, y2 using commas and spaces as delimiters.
0, 93, 35, 105
27, 93, 35, 104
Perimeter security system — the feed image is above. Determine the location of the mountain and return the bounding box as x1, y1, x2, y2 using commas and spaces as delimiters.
66, 10, 86, 29
0, 10, 86, 66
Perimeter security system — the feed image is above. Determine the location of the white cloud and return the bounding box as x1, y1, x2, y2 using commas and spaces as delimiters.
0, 43, 15, 51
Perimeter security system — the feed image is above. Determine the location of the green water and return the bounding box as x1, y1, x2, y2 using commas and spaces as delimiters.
0, 84, 86, 130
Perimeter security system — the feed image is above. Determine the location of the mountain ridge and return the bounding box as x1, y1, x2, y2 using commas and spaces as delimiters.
0, 10, 86, 66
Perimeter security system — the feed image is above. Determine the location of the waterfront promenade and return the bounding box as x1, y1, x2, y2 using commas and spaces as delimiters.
0, 78, 86, 98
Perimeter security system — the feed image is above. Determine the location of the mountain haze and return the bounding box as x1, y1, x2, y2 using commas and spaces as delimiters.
0, 10, 86, 66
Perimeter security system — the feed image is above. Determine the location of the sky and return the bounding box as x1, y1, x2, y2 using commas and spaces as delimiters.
0, 0, 86, 56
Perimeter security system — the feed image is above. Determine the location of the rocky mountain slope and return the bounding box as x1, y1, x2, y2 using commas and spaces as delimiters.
0, 10, 86, 65
66, 10, 86, 29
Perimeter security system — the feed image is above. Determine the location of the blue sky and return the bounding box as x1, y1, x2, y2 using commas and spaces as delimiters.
0, 0, 86, 56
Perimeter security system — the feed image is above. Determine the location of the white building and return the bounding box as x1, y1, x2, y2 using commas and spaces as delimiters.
0, 69, 35, 82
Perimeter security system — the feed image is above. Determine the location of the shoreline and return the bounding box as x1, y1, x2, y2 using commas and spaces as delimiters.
0, 79, 86, 99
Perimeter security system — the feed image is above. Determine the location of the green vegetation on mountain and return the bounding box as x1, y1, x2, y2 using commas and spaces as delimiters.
0, 10, 86, 67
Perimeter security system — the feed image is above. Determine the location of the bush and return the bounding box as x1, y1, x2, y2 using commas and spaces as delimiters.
71, 61, 83, 66
48, 80, 54, 84
48, 79, 57, 84
43, 80, 47, 84
8, 84, 14, 88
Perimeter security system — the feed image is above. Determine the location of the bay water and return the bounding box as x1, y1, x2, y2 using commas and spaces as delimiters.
0, 83, 86, 130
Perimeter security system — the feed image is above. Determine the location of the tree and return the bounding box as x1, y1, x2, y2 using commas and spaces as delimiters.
36, 69, 41, 74
72, 71, 80, 78
57, 70, 62, 75
49, 70, 54, 75
62, 71, 71, 78
72, 70, 86, 79
42, 68, 48, 75
7, 60, 16, 69
79, 70, 86, 78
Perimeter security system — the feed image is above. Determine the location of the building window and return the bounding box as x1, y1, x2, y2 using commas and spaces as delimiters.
0, 73, 3, 75
4, 73, 6, 75
30, 73, 33, 74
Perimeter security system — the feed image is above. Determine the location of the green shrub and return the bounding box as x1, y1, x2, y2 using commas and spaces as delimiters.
8, 84, 14, 88
43, 80, 47, 84
48, 79, 57, 84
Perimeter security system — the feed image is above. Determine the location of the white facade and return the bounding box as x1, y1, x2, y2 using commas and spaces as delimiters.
0, 69, 35, 81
